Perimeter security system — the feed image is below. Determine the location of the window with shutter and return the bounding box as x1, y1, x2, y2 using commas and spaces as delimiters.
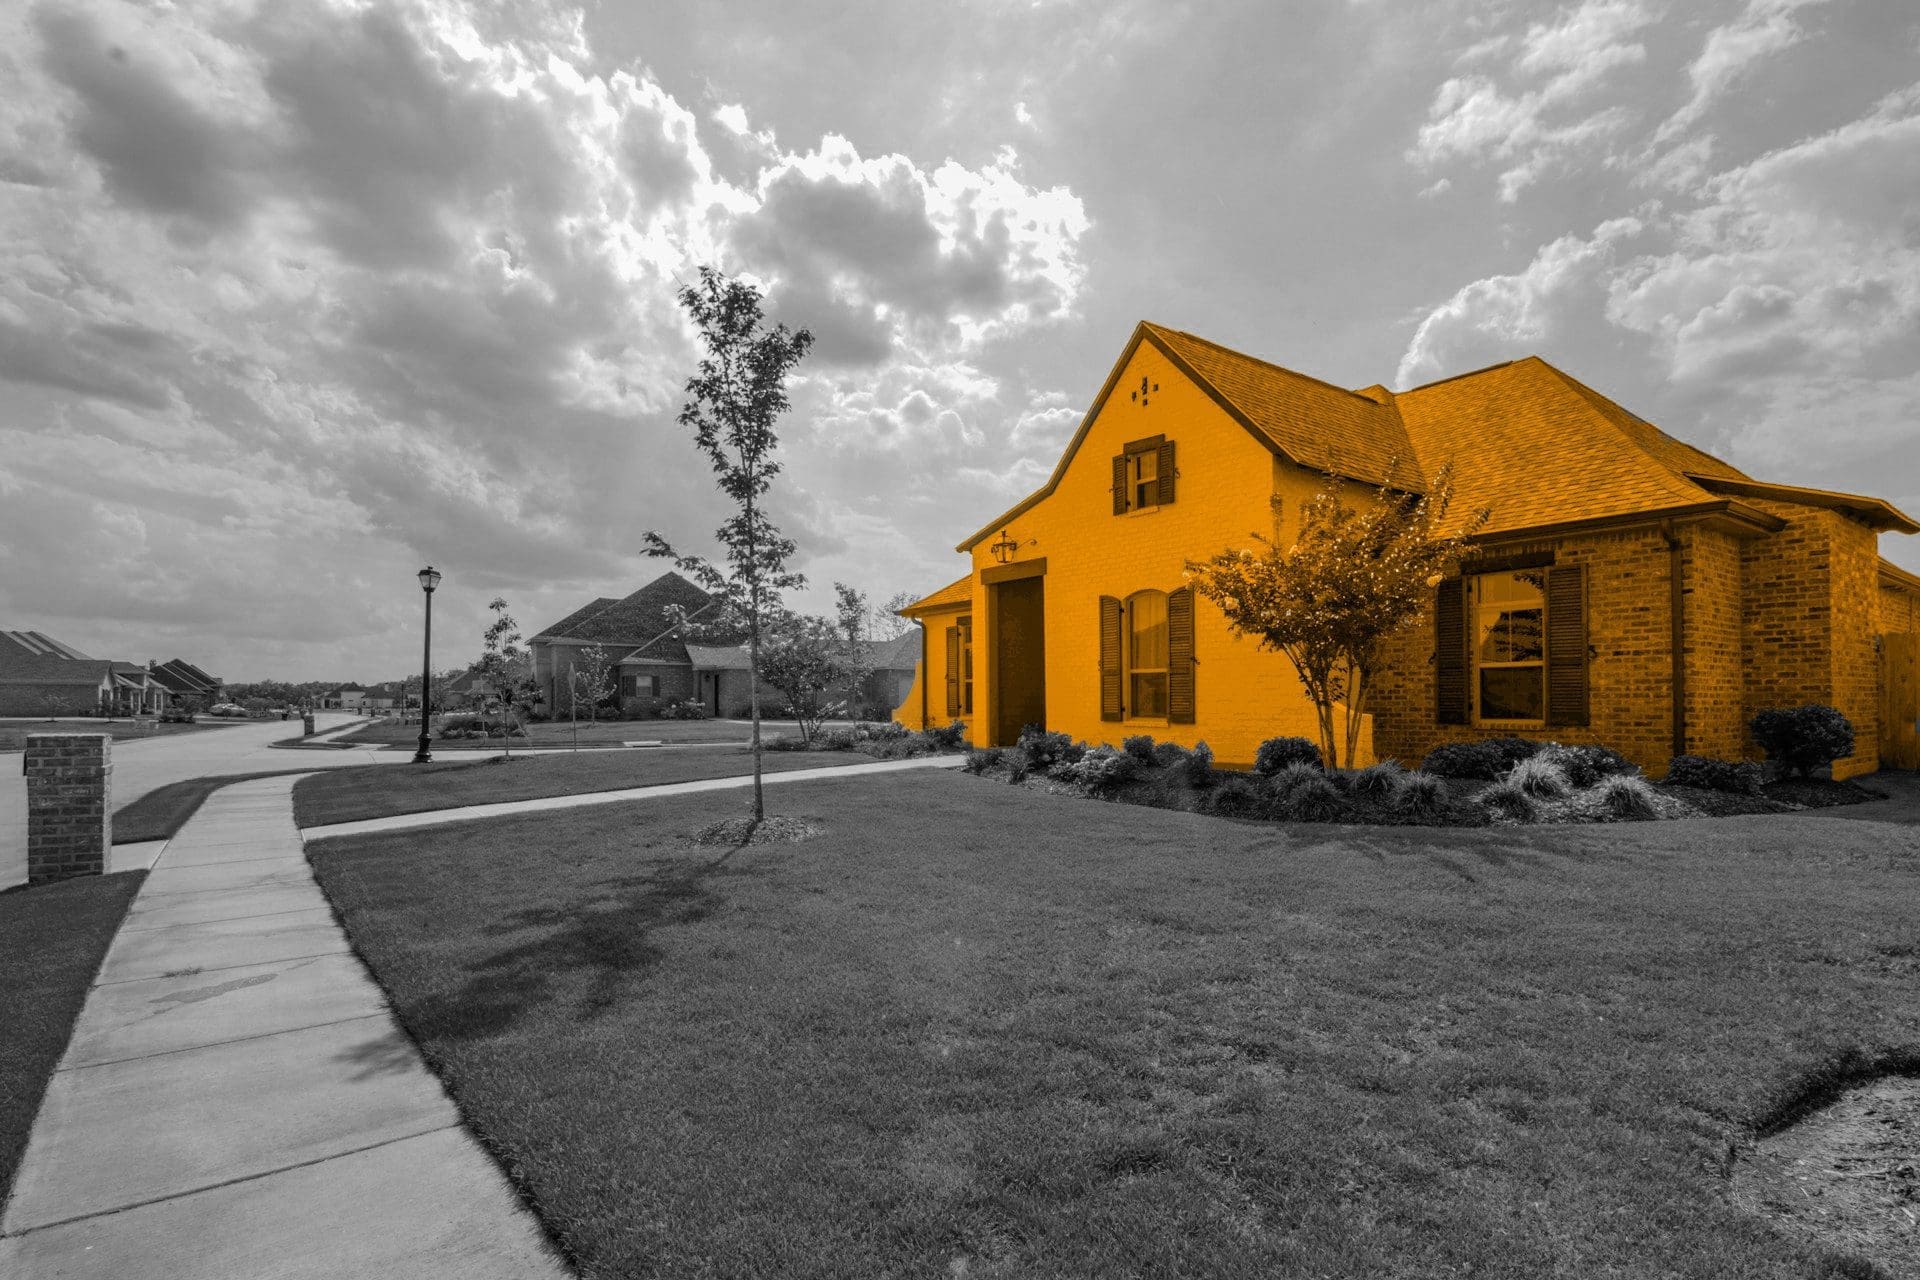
959, 618, 974, 714
1167, 585, 1195, 724
1545, 566, 1588, 727
1098, 596, 1122, 721
1113, 435, 1172, 514
944, 626, 961, 717
1471, 570, 1547, 724
1435, 579, 1468, 725
1124, 590, 1168, 717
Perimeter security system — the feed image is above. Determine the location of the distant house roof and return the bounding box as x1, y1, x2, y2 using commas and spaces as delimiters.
2, 630, 93, 660
685, 643, 752, 671
531, 572, 722, 667
0, 649, 115, 687
149, 659, 222, 695
865, 631, 920, 671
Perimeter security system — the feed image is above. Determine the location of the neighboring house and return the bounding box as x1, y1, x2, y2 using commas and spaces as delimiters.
528, 572, 724, 714
148, 658, 223, 707
684, 632, 919, 719
0, 630, 118, 717
894, 321, 1920, 778
316, 686, 367, 710
109, 663, 168, 715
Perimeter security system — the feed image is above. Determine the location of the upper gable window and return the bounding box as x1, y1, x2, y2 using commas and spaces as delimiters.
1112, 436, 1176, 515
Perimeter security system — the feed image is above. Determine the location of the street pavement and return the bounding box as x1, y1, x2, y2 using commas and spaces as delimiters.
0, 714, 401, 891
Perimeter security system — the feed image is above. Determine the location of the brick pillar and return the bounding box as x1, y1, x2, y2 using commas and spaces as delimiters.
302, 712, 316, 735
24, 733, 113, 885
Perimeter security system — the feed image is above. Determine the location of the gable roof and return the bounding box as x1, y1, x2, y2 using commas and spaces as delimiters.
0, 650, 115, 686
149, 659, 222, 694
865, 630, 921, 670
898, 574, 972, 617
534, 597, 619, 641
2, 630, 93, 660
685, 643, 752, 671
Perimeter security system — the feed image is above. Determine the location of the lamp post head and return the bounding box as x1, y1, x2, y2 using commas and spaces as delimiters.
418, 566, 442, 593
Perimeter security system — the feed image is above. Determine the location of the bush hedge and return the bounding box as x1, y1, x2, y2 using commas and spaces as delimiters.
1421, 737, 1542, 779
1253, 736, 1322, 776
1662, 755, 1765, 795
1749, 705, 1853, 777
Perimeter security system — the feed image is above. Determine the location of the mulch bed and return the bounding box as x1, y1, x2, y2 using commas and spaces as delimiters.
693, 815, 823, 846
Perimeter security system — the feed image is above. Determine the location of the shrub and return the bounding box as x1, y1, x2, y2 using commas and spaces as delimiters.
1661, 754, 1763, 794
1750, 704, 1854, 777
763, 735, 809, 752
1151, 741, 1190, 769
1253, 736, 1322, 776
1017, 727, 1084, 770
865, 721, 910, 742
1122, 734, 1159, 764
1181, 741, 1217, 788
1477, 779, 1537, 822
1063, 745, 1138, 791
1422, 737, 1543, 780
1266, 762, 1325, 800
819, 727, 859, 750
436, 713, 486, 739
1393, 771, 1449, 818
1272, 773, 1348, 822
964, 747, 1005, 775
1537, 743, 1637, 788
659, 699, 708, 720
1347, 759, 1406, 801
1206, 773, 1265, 817
1004, 748, 1032, 784
1594, 774, 1660, 820
1507, 755, 1573, 800
926, 719, 969, 750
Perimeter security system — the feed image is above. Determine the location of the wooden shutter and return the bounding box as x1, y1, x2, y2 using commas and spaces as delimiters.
1099, 596, 1123, 721
1111, 454, 1128, 515
1168, 586, 1196, 724
1545, 565, 1589, 727
1156, 440, 1176, 506
944, 626, 962, 716
1435, 579, 1468, 725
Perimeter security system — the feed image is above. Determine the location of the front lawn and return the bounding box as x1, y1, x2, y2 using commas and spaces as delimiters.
0, 871, 147, 1206
308, 770, 1920, 1278
0, 718, 234, 750
330, 715, 803, 750
292, 747, 857, 827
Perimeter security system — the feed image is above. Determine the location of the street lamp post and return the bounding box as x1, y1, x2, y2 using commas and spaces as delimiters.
413, 566, 441, 763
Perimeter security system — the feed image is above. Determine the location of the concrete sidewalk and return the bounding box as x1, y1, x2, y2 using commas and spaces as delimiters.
301, 751, 971, 841
0, 774, 570, 1280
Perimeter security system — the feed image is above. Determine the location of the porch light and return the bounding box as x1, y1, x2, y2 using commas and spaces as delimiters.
989, 529, 1023, 564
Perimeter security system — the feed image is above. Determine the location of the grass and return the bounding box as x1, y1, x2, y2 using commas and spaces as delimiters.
291, 747, 862, 827
0, 871, 147, 1206
331, 716, 801, 750
308, 769, 1920, 1279
114, 769, 323, 844
0, 718, 233, 750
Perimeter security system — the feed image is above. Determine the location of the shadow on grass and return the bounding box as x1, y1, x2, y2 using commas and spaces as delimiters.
403, 848, 763, 1040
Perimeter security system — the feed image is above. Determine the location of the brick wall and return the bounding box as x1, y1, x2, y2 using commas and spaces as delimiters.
0, 682, 105, 718
1684, 528, 1749, 762
24, 733, 112, 885
1880, 582, 1920, 634
1374, 525, 1691, 774
1740, 499, 1882, 779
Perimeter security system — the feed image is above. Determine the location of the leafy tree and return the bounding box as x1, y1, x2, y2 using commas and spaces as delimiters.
874, 591, 917, 640
475, 598, 539, 758
644, 266, 813, 823
832, 582, 879, 719
566, 642, 617, 749
1186, 463, 1488, 769
759, 611, 853, 744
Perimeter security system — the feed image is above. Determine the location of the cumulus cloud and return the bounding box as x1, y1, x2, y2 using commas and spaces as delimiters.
0, 0, 1090, 676
1408, 0, 1654, 200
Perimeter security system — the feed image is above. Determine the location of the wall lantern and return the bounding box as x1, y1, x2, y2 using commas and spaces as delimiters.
989, 529, 1025, 565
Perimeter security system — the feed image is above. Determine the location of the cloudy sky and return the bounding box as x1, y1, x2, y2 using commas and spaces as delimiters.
2, 0, 1916, 681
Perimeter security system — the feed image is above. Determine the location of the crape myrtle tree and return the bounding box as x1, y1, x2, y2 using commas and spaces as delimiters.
566, 642, 617, 750
644, 266, 814, 824
758, 610, 852, 745
1185, 462, 1488, 770
475, 597, 539, 759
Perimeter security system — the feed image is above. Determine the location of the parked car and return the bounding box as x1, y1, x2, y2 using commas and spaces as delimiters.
209, 703, 249, 718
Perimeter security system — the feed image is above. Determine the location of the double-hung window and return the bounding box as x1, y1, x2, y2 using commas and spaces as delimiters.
1126, 590, 1169, 718
1472, 571, 1546, 723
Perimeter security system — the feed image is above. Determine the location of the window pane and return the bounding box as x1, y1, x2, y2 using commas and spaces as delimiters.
1479, 608, 1544, 662
1479, 666, 1543, 721
1130, 451, 1157, 508
1132, 672, 1168, 718
1128, 592, 1168, 669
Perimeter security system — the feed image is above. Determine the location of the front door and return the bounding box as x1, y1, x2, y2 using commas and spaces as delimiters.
992, 576, 1046, 745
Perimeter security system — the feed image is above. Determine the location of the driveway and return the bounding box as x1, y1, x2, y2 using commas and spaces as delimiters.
1, 714, 402, 891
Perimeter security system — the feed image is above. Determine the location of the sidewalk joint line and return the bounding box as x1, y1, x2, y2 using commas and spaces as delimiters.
93, 946, 352, 989
56, 1012, 388, 1074
119, 904, 331, 934
0, 1123, 463, 1239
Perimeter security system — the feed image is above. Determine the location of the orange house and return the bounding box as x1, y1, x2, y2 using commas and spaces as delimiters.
894, 322, 1920, 777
